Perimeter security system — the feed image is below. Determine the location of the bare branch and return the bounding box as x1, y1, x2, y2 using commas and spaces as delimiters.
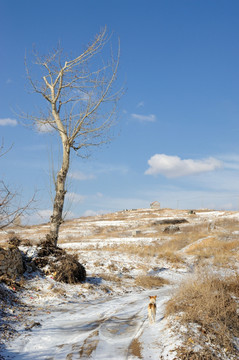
0, 180, 36, 229
23, 27, 123, 244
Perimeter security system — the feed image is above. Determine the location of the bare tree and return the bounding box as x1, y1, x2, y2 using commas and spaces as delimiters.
0, 142, 35, 229
24, 27, 122, 246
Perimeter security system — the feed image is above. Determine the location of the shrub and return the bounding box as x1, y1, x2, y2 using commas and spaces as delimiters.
165, 270, 239, 356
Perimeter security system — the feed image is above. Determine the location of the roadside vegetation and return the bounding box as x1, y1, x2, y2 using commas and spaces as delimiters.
165, 269, 239, 359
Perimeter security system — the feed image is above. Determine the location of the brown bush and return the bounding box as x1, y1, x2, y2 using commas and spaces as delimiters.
165, 270, 239, 356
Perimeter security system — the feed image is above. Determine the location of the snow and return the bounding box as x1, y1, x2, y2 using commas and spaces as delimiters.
1, 208, 239, 359
1, 243, 186, 359
2, 281, 181, 360
60, 236, 156, 250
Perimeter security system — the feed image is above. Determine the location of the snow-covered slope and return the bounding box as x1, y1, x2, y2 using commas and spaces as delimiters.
1, 208, 239, 359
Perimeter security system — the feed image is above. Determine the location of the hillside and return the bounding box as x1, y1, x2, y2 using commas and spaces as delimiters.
0, 208, 239, 359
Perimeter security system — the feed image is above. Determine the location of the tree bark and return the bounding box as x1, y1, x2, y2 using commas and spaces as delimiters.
49, 140, 70, 246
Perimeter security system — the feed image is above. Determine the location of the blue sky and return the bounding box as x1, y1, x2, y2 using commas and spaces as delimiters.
1, 0, 239, 224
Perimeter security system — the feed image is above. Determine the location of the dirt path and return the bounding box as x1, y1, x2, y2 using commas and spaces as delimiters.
1, 287, 172, 360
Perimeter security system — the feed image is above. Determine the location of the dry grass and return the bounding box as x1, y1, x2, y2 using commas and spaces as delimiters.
215, 216, 239, 231
78, 330, 99, 358
51, 287, 66, 296
99, 273, 122, 284
98, 272, 169, 289
107, 263, 118, 271
128, 337, 143, 359
98, 239, 187, 264
165, 270, 239, 356
185, 236, 239, 265
134, 275, 170, 289
174, 347, 219, 359
173, 228, 208, 243
94, 227, 210, 266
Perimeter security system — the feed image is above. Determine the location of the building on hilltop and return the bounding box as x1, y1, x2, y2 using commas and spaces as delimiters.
150, 201, 160, 209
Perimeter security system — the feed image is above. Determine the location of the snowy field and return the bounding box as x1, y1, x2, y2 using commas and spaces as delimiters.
0, 208, 239, 359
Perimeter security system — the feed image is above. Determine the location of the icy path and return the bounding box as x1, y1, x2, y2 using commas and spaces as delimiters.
2, 286, 175, 360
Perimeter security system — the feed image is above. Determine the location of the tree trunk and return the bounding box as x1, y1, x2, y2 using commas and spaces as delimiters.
49, 140, 70, 246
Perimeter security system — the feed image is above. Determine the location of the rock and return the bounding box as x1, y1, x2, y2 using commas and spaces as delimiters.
163, 225, 180, 234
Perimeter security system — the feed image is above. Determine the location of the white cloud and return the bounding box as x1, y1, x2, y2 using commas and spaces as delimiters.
217, 154, 239, 170
36, 123, 54, 133
219, 154, 239, 162
145, 154, 222, 178
136, 101, 144, 108
66, 192, 86, 203
69, 171, 95, 181
131, 113, 156, 122
0, 118, 17, 126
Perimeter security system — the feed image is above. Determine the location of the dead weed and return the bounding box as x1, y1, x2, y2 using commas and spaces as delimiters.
134, 275, 169, 289
185, 236, 239, 265
165, 270, 239, 357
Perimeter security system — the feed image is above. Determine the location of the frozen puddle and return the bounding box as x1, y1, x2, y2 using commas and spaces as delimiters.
3, 286, 173, 360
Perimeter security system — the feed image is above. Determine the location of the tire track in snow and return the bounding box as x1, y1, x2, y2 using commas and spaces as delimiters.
65, 297, 147, 359
4, 286, 173, 359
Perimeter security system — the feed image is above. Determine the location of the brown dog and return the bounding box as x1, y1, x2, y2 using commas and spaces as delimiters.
148, 295, 157, 323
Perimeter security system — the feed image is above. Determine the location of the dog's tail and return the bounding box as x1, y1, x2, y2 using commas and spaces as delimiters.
148, 303, 156, 323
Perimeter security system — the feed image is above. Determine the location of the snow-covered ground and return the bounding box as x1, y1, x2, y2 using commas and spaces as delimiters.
1, 245, 187, 359
2, 283, 181, 360
1, 208, 239, 359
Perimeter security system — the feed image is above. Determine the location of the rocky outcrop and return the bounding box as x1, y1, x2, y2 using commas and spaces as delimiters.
0, 246, 24, 278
